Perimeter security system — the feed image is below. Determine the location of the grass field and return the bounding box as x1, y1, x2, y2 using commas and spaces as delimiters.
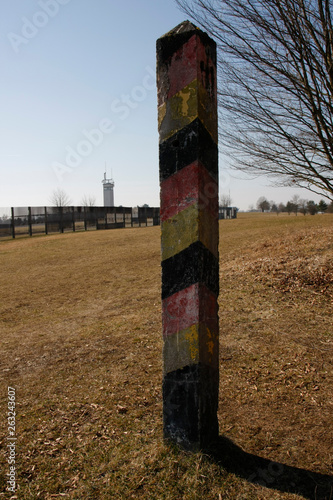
0, 212, 332, 499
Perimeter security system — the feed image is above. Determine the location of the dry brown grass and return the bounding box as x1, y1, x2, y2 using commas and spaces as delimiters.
0, 213, 332, 499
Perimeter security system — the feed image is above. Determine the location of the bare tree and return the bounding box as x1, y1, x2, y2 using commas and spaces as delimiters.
50, 188, 71, 207
81, 195, 96, 207
291, 194, 300, 215
176, 0, 333, 201
220, 193, 232, 206
299, 199, 308, 215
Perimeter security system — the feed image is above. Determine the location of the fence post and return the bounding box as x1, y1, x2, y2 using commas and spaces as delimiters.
59, 207, 64, 233
28, 207, 32, 237
44, 207, 48, 235
83, 207, 87, 231
157, 21, 219, 451
72, 206, 75, 232
11, 207, 15, 239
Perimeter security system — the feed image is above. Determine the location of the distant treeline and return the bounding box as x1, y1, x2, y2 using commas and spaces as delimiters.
255, 196, 332, 215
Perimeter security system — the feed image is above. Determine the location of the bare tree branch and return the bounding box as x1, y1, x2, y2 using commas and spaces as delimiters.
81, 195, 96, 207
50, 188, 71, 207
176, 0, 333, 200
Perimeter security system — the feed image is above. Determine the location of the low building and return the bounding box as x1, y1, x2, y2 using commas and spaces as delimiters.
219, 206, 238, 219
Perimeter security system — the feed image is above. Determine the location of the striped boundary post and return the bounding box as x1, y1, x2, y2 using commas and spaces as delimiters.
157, 21, 219, 450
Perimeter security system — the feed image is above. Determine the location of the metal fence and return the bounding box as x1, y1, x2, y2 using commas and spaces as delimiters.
0, 206, 160, 240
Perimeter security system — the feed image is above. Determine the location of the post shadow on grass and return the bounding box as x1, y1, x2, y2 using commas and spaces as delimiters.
207, 436, 333, 500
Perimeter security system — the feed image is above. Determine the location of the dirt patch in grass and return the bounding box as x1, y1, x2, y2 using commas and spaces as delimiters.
0, 214, 332, 499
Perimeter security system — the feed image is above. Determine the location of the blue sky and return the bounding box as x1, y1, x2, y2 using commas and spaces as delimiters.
0, 0, 325, 211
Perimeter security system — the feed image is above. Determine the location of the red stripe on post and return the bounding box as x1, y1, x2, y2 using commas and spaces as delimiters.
160, 161, 218, 222
162, 283, 218, 338
157, 34, 217, 106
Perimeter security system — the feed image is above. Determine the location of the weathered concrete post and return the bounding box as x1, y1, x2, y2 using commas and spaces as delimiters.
157, 21, 219, 450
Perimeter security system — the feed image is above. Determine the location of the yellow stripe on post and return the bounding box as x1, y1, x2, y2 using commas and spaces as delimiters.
158, 79, 218, 143
163, 323, 219, 375
161, 203, 218, 261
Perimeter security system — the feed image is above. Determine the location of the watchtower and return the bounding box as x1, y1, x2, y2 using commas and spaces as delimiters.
102, 172, 115, 207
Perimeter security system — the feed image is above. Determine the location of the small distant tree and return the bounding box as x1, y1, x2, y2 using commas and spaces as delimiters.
286, 201, 294, 215
327, 202, 333, 213
257, 196, 270, 213
220, 193, 232, 206
270, 202, 279, 215
50, 188, 71, 207
307, 200, 318, 215
291, 195, 300, 216
299, 199, 308, 216
81, 195, 96, 207
278, 203, 286, 213
318, 199, 328, 213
